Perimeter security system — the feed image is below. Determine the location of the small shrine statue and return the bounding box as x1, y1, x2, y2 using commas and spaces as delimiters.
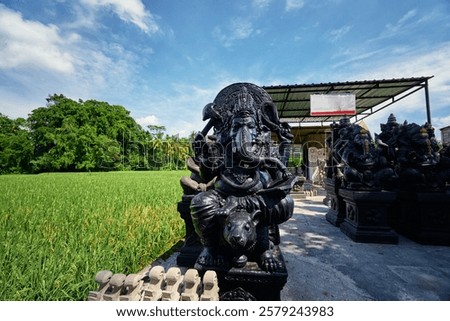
188, 83, 297, 272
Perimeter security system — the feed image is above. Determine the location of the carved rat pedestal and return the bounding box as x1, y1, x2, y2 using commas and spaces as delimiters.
177, 83, 297, 300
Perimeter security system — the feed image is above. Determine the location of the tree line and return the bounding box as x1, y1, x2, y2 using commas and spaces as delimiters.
0, 94, 192, 174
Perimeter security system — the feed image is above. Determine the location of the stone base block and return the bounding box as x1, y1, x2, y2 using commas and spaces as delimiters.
176, 245, 203, 268
325, 181, 345, 227
326, 209, 345, 227
339, 189, 398, 244
340, 221, 398, 244
196, 246, 288, 301
397, 191, 450, 246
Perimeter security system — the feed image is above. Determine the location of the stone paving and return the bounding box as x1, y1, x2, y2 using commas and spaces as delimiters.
280, 190, 450, 301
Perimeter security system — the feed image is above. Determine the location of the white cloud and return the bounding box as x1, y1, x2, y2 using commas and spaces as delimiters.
135, 115, 160, 128
347, 42, 450, 137
434, 115, 450, 129
213, 18, 254, 47
331, 48, 385, 70
386, 9, 418, 33
0, 5, 146, 121
231, 18, 254, 39
63, 3, 100, 31
328, 25, 352, 43
353, 43, 450, 94
133, 81, 238, 137
0, 5, 77, 73
285, 0, 305, 12
0, 89, 43, 120
212, 0, 278, 48
80, 0, 159, 34
398, 9, 417, 24
252, 0, 272, 10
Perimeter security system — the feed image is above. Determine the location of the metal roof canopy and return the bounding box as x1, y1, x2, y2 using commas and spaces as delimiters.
263, 76, 434, 126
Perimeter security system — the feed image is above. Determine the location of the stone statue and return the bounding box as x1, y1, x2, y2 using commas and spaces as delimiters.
326, 116, 397, 190
395, 121, 441, 190
326, 117, 353, 182
375, 113, 400, 168
187, 83, 297, 272
437, 143, 450, 189
340, 125, 377, 189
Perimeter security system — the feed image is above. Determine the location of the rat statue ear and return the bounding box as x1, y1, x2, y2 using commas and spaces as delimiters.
251, 210, 262, 225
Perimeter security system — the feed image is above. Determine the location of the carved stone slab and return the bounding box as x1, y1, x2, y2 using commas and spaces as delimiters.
339, 189, 398, 244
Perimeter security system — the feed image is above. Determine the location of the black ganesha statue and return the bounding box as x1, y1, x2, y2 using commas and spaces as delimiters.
183, 83, 297, 273
394, 121, 441, 190
327, 117, 396, 191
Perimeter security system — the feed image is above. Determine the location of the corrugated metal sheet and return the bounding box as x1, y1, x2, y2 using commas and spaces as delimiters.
263, 76, 433, 125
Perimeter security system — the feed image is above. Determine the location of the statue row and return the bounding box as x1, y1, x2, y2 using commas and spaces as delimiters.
326, 114, 450, 192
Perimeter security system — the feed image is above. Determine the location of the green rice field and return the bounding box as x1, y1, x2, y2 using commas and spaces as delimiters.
0, 171, 189, 301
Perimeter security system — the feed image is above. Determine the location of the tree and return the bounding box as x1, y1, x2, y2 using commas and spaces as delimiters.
28, 94, 149, 172
1, 95, 189, 173
0, 114, 33, 173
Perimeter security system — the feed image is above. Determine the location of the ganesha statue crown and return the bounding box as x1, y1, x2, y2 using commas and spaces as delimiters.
234, 86, 255, 116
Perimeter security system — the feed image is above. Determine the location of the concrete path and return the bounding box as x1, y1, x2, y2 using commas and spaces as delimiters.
280, 190, 450, 301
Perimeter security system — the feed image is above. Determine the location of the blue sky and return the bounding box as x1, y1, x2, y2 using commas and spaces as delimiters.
1, 0, 449, 139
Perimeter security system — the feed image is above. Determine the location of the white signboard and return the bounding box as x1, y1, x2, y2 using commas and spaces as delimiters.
310, 93, 356, 116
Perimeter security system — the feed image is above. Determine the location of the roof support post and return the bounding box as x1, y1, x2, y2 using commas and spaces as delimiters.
425, 79, 431, 125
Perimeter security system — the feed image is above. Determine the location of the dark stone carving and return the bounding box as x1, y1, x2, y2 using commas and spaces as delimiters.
396, 191, 450, 245
375, 114, 399, 161
216, 255, 288, 301
324, 177, 346, 226
188, 83, 296, 272
437, 143, 450, 188
324, 119, 347, 226
220, 287, 256, 301
177, 157, 215, 267
176, 195, 203, 267
324, 116, 399, 243
336, 113, 450, 245
335, 118, 396, 190
379, 118, 450, 245
394, 121, 441, 191
339, 189, 398, 244
325, 117, 350, 182
178, 83, 296, 299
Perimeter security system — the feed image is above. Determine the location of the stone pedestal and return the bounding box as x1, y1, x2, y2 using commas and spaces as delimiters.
196, 246, 288, 301
325, 179, 346, 227
396, 191, 450, 245
176, 195, 202, 267
339, 189, 398, 244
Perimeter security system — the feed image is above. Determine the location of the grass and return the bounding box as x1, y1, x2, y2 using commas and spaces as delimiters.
0, 171, 189, 300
